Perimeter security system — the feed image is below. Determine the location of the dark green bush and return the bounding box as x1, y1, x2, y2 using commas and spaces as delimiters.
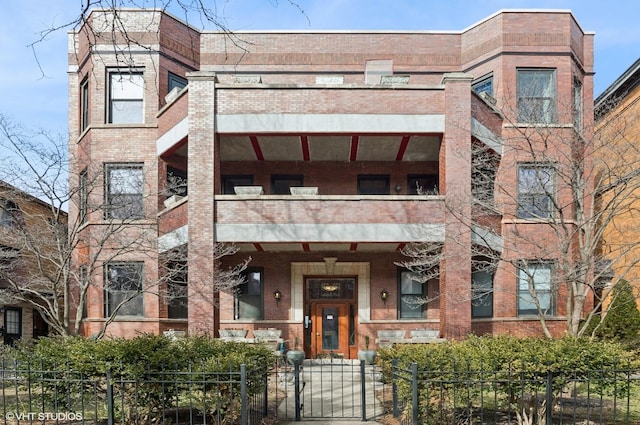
377, 335, 637, 423
13, 334, 275, 423
598, 280, 640, 349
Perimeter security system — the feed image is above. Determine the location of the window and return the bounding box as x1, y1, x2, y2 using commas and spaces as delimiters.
222, 175, 253, 194
234, 268, 263, 320
108, 71, 144, 124
80, 265, 88, 319
167, 166, 187, 197
472, 74, 493, 97
517, 69, 556, 123
167, 260, 188, 319
518, 262, 554, 316
471, 270, 493, 318
105, 164, 144, 219
271, 175, 303, 195
358, 175, 390, 195
104, 262, 144, 317
573, 77, 583, 130
472, 144, 498, 206
80, 78, 89, 131
168, 72, 188, 92
79, 169, 88, 224
517, 165, 554, 219
407, 174, 438, 195
398, 270, 427, 319
0, 198, 21, 228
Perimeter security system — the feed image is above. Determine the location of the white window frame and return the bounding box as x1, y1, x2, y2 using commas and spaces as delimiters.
517, 164, 555, 219
105, 262, 144, 317
105, 163, 144, 220
108, 70, 144, 124
518, 262, 555, 316
517, 68, 556, 124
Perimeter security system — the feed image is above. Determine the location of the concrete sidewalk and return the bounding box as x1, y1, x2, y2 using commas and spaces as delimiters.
275, 359, 384, 423
278, 418, 378, 425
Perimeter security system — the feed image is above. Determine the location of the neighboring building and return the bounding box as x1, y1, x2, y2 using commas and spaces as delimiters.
595, 59, 640, 310
0, 181, 61, 344
68, 9, 594, 356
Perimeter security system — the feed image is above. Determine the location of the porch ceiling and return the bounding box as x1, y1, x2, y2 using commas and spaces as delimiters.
234, 242, 405, 253
218, 134, 441, 162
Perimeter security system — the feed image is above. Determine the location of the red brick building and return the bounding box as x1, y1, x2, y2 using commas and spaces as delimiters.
68, 9, 594, 356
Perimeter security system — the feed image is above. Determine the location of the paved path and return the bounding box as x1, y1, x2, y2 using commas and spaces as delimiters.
275, 359, 385, 423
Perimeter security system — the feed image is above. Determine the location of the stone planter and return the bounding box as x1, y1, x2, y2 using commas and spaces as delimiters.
410, 329, 440, 339
286, 350, 306, 366
357, 350, 376, 365
163, 194, 183, 208
233, 186, 263, 195
290, 186, 318, 195
377, 330, 406, 339
253, 328, 282, 340
219, 329, 248, 339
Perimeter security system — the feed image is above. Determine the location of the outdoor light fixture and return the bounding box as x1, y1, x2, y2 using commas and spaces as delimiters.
380, 289, 390, 304
395, 184, 402, 193
273, 289, 282, 303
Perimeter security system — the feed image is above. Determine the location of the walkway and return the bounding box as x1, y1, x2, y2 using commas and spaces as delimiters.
275, 358, 385, 423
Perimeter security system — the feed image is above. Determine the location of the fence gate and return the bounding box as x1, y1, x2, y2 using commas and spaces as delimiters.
271, 358, 384, 421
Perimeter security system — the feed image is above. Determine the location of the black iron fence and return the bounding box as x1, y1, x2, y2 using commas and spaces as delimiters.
3, 354, 638, 425
0, 358, 268, 425
390, 359, 640, 425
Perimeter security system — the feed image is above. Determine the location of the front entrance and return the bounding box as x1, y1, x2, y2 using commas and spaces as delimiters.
304, 277, 357, 359
314, 304, 348, 357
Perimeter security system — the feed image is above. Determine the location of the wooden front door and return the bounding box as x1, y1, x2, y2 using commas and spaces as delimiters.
314, 303, 349, 358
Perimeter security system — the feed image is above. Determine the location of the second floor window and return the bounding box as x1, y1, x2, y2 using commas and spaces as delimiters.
79, 169, 88, 224
358, 175, 390, 195
407, 174, 438, 195
109, 71, 144, 124
166, 259, 188, 319
223, 175, 254, 194
517, 165, 554, 219
105, 164, 144, 220
271, 175, 303, 195
517, 69, 556, 124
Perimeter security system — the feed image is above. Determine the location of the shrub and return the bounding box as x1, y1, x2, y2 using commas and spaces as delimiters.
13, 334, 275, 424
377, 335, 637, 423
598, 280, 640, 348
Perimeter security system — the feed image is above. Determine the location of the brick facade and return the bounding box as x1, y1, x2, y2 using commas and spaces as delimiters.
69, 9, 594, 352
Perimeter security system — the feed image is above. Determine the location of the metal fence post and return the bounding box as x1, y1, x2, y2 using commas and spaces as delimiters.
240, 364, 248, 425
545, 369, 553, 425
106, 369, 114, 425
294, 361, 302, 421
412, 362, 419, 425
360, 360, 367, 421
392, 359, 399, 418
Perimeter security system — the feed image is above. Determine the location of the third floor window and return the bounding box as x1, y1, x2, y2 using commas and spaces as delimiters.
108, 71, 144, 124
517, 69, 556, 124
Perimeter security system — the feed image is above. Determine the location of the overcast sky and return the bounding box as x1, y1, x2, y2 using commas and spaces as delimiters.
1, 0, 639, 133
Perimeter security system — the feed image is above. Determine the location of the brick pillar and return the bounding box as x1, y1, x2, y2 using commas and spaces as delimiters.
186, 71, 217, 336
440, 73, 473, 339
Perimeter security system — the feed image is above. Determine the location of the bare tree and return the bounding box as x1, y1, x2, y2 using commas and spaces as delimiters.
0, 114, 248, 337
399, 87, 639, 338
